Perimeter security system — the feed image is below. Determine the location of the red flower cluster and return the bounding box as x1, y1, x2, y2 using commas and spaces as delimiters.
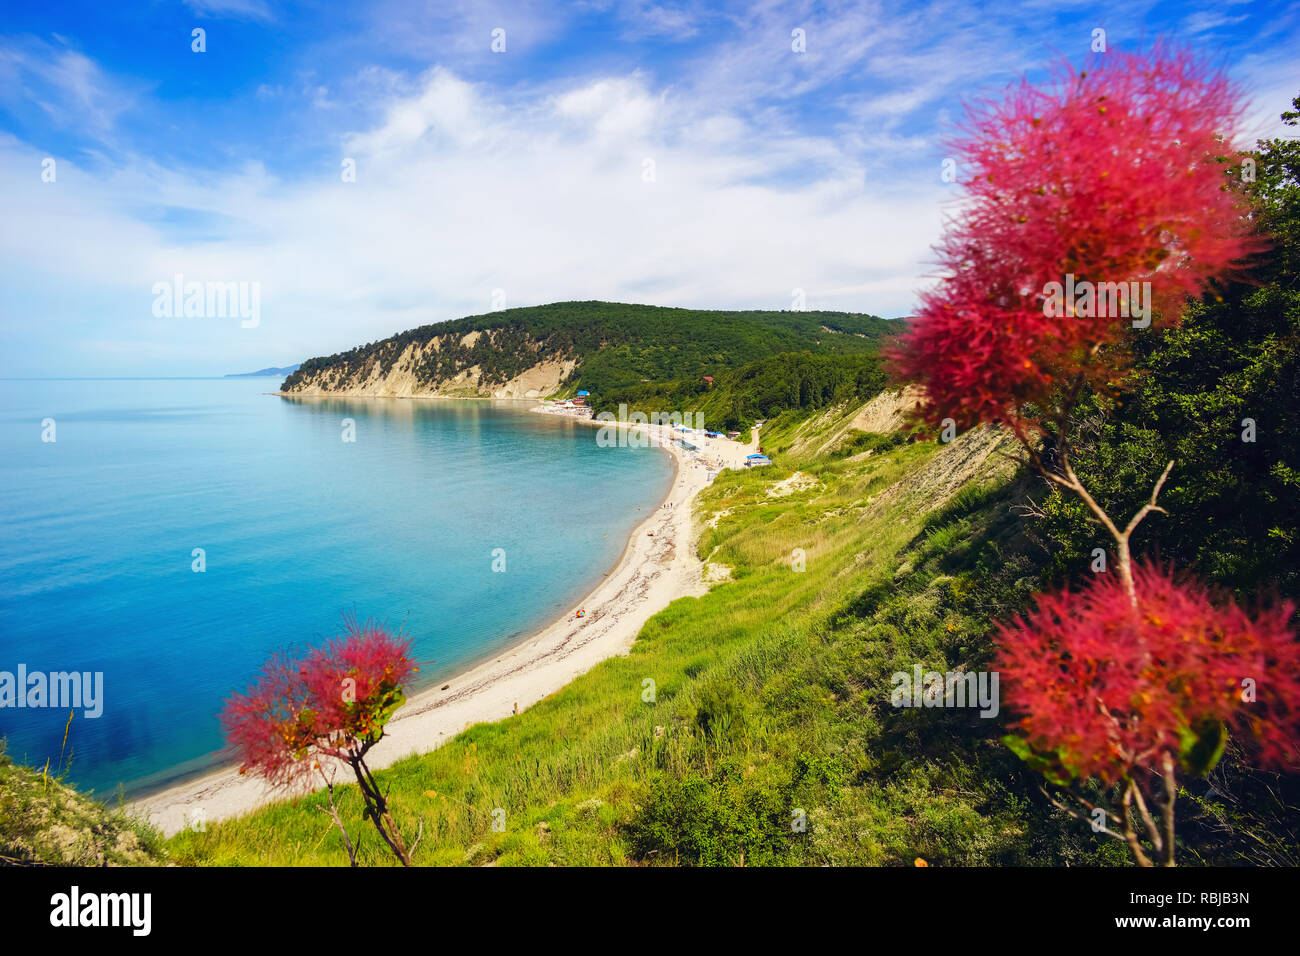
888, 47, 1256, 433
995, 564, 1300, 784
220, 620, 416, 789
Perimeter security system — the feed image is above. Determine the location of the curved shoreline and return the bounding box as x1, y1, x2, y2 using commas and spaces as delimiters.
132, 407, 757, 836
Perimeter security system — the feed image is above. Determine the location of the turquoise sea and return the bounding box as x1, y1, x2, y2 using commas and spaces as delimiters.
0, 379, 673, 796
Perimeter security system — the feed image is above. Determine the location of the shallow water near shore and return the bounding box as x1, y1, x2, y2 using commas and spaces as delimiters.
0, 379, 672, 796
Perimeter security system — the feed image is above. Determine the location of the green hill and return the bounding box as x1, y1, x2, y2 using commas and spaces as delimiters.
280, 300, 897, 400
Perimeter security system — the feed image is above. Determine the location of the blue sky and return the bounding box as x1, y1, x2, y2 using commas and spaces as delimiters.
1, 0, 1296, 376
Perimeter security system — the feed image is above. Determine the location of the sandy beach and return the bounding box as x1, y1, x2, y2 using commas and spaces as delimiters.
133, 407, 760, 836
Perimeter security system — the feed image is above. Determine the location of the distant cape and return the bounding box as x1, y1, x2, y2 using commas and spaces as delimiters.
224, 363, 301, 378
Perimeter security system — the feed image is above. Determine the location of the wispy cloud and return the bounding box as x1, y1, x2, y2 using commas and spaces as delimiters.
181, 0, 276, 23
0, 36, 141, 142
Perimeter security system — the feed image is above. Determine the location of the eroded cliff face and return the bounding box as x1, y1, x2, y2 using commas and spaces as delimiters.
282, 329, 578, 399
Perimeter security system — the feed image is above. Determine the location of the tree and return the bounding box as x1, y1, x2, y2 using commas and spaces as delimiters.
887, 47, 1299, 865
1026, 92, 1300, 599
221, 618, 418, 865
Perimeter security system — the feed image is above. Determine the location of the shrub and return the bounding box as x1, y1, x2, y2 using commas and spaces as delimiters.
626, 761, 791, 866
220, 617, 417, 865
694, 678, 749, 744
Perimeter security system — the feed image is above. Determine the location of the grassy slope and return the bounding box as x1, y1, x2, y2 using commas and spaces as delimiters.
0, 741, 167, 866
167, 397, 1119, 866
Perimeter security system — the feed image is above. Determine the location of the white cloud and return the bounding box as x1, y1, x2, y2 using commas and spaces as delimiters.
0, 38, 141, 139
7, 2, 1292, 377
343, 68, 493, 154
552, 75, 662, 137
0, 67, 943, 375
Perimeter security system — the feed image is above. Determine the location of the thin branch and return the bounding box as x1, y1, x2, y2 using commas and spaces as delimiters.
1058, 452, 1126, 545
1040, 786, 1127, 843
1128, 777, 1164, 856
1121, 459, 1174, 540
1121, 781, 1155, 867
314, 768, 358, 867
408, 817, 425, 859
1160, 754, 1179, 867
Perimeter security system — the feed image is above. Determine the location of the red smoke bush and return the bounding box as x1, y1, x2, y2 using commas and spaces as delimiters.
221, 619, 418, 864
883, 46, 1294, 865
888, 47, 1256, 434
221, 621, 415, 788
996, 564, 1300, 784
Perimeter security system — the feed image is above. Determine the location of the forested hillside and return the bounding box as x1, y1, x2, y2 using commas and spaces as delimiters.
589, 351, 892, 432
280, 301, 895, 399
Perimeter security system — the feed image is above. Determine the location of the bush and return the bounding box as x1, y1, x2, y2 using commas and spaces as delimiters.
832, 430, 907, 459
625, 761, 792, 865
694, 678, 749, 743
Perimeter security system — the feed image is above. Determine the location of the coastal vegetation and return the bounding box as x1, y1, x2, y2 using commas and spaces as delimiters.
0, 740, 166, 866
593, 351, 892, 433
280, 301, 894, 399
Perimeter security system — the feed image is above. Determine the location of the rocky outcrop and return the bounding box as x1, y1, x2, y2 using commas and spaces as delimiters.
282, 328, 577, 399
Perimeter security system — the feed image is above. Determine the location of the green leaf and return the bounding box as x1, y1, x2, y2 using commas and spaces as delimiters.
1180, 719, 1227, 777
1002, 735, 1033, 760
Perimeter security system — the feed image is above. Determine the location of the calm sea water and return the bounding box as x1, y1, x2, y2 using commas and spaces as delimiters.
0, 379, 672, 796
